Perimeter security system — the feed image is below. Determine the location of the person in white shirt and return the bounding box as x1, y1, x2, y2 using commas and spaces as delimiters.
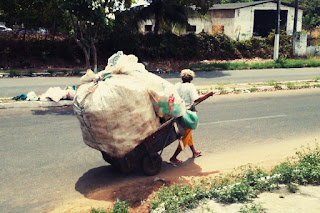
170, 69, 203, 164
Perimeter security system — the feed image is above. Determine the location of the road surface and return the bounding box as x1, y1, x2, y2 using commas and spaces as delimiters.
1, 67, 320, 97
0, 89, 320, 212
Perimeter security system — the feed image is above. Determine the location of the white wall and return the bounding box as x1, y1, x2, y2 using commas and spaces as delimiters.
234, 2, 303, 40
209, 10, 235, 38
209, 2, 303, 40
187, 18, 212, 34
138, 2, 303, 40
233, 7, 253, 40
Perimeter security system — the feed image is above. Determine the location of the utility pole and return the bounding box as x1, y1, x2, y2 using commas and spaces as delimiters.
292, 0, 299, 55
293, 0, 299, 35
274, 0, 281, 61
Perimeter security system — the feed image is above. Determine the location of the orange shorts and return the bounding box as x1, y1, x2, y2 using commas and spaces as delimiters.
180, 128, 193, 149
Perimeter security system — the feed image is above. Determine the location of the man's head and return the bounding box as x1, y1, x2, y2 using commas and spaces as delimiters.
180, 69, 195, 83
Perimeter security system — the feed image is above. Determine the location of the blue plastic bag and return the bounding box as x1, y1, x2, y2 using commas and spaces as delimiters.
180, 110, 199, 130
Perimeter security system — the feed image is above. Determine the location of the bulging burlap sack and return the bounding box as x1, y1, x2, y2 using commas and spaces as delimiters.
73, 74, 160, 158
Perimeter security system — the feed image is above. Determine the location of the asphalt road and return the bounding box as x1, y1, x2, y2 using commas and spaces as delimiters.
1, 67, 320, 97
1, 89, 320, 212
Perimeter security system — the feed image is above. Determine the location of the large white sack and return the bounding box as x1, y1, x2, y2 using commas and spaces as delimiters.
97, 51, 186, 118
73, 74, 160, 158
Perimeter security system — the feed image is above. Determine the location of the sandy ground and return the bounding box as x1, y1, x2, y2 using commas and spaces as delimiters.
48, 134, 320, 213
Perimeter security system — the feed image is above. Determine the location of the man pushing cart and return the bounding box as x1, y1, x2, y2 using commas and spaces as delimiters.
73, 52, 213, 176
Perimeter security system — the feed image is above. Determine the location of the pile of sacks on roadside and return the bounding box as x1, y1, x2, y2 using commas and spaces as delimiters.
12, 87, 76, 102
73, 51, 186, 158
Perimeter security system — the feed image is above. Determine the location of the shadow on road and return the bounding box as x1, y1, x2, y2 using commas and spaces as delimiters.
31, 106, 74, 116
75, 158, 218, 208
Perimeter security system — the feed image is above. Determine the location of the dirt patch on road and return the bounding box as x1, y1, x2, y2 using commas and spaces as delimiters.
48, 134, 320, 213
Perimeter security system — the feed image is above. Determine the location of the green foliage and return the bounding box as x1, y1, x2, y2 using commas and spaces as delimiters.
151, 144, 320, 212
27, 70, 35, 76
72, 68, 83, 75
197, 33, 240, 60
236, 37, 272, 59
47, 69, 56, 75
151, 179, 211, 212
286, 82, 296, 90
112, 199, 129, 213
239, 202, 267, 213
91, 209, 107, 213
210, 181, 256, 203
0, 0, 69, 34
189, 59, 320, 71
135, 0, 214, 34
272, 144, 320, 185
312, 77, 320, 82
286, 183, 299, 193
8, 69, 19, 77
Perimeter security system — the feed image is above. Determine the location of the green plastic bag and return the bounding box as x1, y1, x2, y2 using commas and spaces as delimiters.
180, 110, 199, 130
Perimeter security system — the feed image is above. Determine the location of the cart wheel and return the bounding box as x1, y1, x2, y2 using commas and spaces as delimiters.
142, 153, 162, 176
101, 151, 133, 173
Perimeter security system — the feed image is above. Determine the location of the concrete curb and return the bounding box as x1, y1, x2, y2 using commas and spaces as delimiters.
0, 100, 73, 109
1, 79, 319, 109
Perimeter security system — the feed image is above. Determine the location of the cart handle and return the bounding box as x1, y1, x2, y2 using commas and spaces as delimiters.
189, 91, 214, 110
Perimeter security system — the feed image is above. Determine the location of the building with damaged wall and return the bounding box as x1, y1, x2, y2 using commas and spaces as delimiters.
140, 0, 303, 40
208, 0, 303, 40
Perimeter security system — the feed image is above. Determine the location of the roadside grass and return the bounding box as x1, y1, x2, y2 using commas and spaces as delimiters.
196, 77, 320, 95
96, 143, 320, 213
239, 202, 267, 213
189, 58, 320, 71
0, 98, 24, 103
149, 143, 320, 213
2, 68, 85, 77
91, 199, 129, 213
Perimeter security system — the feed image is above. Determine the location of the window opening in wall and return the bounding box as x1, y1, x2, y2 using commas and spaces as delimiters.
187, 25, 196, 33
253, 10, 288, 37
212, 25, 224, 34
145, 25, 152, 32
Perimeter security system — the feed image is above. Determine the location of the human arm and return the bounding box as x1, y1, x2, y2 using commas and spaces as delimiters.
194, 91, 214, 105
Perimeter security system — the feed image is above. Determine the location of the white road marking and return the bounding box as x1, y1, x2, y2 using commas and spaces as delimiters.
199, 114, 287, 125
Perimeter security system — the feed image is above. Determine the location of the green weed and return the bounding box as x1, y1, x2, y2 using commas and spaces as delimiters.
91, 209, 106, 213
151, 144, 320, 212
47, 69, 56, 75
8, 70, 20, 77
239, 202, 267, 213
72, 68, 83, 75
189, 59, 320, 71
249, 87, 258, 92
112, 199, 129, 213
286, 82, 297, 90
313, 77, 320, 82
287, 183, 299, 193
301, 83, 311, 88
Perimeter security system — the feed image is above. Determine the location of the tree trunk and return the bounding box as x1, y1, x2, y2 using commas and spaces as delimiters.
74, 39, 91, 69
83, 48, 91, 70
309, 29, 313, 46
154, 13, 160, 35
68, 12, 92, 70
72, 34, 91, 69
91, 38, 98, 72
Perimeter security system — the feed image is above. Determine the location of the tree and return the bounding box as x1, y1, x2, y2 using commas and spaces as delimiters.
135, 0, 214, 35
61, 0, 131, 72
0, 0, 69, 40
